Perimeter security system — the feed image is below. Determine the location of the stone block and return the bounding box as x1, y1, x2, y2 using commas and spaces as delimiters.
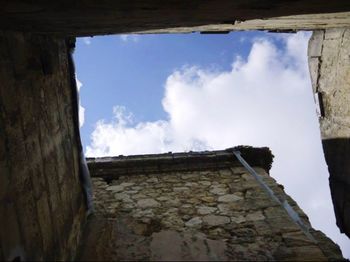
267, 217, 300, 234
308, 57, 320, 92
203, 215, 230, 226
289, 246, 327, 261
137, 199, 160, 209
325, 28, 345, 39
197, 206, 217, 215
246, 210, 265, 221
282, 231, 315, 247
218, 194, 243, 202
308, 31, 324, 57
185, 217, 203, 228
253, 220, 272, 236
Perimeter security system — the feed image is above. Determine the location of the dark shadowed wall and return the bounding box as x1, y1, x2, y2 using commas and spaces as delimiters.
0, 32, 86, 261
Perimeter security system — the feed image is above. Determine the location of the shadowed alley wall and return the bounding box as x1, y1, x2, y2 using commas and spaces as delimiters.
0, 32, 86, 260
308, 29, 350, 238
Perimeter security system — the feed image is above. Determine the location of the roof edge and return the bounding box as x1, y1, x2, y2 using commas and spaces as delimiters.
227, 145, 274, 173
86, 146, 274, 179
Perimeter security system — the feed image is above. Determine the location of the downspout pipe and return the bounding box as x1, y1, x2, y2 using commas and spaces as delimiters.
232, 150, 316, 243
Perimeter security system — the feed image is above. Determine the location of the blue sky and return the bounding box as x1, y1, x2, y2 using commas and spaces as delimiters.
75, 31, 277, 148
74, 31, 349, 257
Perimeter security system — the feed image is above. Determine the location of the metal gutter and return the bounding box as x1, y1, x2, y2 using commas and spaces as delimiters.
232, 150, 317, 243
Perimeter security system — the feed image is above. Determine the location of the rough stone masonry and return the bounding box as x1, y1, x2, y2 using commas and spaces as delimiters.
78, 148, 343, 261
0, 32, 86, 261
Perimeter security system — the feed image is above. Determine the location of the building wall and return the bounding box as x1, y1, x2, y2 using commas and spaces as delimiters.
0, 32, 86, 260
308, 29, 350, 238
137, 12, 350, 34
80, 166, 342, 260
0, 2, 349, 36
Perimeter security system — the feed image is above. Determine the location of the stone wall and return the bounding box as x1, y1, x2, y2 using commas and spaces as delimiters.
0, 32, 86, 260
79, 154, 342, 260
308, 29, 350, 238
0, 1, 349, 36
137, 12, 350, 34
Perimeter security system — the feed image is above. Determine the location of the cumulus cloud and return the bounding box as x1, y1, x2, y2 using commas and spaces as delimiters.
86, 32, 349, 256
82, 37, 92, 45
76, 77, 85, 128
119, 34, 140, 43
87, 33, 313, 156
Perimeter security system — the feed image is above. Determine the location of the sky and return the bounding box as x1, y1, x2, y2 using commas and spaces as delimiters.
74, 31, 349, 257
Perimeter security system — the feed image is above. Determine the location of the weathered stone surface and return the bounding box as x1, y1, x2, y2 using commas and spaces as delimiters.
282, 232, 315, 247
230, 215, 246, 224
146, 178, 159, 183
197, 206, 217, 215
0, 32, 86, 261
150, 230, 228, 261
166, 198, 181, 206
218, 194, 243, 202
106, 185, 124, 192
185, 182, 198, 187
157, 196, 171, 202
124, 190, 138, 194
199, 181, 211, 186
308, 29, 350, 238
132, 209, 155, 219
137, 199, 160, 209
185, 217, 203, 228
85, 163, 342, 260
161, 216, 184, 229
173, 187, 190, 192
203, 215, 230, 226
290, 246, 327, 261
114, 193, 132, 202
132, 193, 147, 200
246, 211, 265, 221
150, 230, 183, 261
202, 196, 215, 203
218, 203, 244, 214
210, 186, 228, 195
119, 182, 135, 188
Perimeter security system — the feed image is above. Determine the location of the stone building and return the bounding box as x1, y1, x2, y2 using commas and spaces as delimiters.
0, 1, 350, 261
78, 147, 343, 261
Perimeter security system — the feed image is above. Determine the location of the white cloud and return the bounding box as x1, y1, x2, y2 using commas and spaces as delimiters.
75, 77, 85, 128
87, 106, 172, 156
86, 32, 349, 257
82, 37, 92, 45
119, 34, 140, 43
